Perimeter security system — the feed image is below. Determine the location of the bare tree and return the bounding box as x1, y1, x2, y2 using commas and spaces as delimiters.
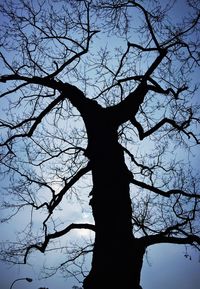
0, 1, 200, 289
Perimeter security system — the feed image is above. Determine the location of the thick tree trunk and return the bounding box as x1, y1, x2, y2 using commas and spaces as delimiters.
82, 106, 145, 289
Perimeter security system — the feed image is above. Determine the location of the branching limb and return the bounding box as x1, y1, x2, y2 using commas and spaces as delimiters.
24, 223, 95, 263
163, 12, 200, 50
146, 78, 188, 99
130, 110, 198, 143
129, 1, 161, 51
130, 177, 200, 199
111, 49, 167, 126
0, 92, 66, 146
141, 232, 200, 248
0, 73, 98, 114
47, 29, 99, 79
47, 162, 91, 215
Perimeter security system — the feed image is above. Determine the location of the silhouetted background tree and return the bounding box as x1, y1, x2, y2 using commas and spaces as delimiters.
0, 1, 200, 289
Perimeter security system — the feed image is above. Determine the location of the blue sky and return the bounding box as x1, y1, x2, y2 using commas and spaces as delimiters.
0, 242, 200, 289
0, 0, 200, 289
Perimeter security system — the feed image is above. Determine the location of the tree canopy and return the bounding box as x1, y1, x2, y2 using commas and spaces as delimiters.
0, 1, 200, 289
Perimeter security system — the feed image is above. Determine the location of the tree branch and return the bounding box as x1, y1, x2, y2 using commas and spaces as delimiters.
0, 74, 95, 127
24, 223, 95, 263
142, 233, 200, 248
130, 112, 195, 141
130, 177, 200, 199
147, 79, 188, 99
48, 162, 91, 214
47, 30, 99, 79
111, 49, 167, 126
130, 1, 161, 51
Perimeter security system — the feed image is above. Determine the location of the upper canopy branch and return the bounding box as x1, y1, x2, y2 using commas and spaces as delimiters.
146, 78, 188, 99
0, 0, 99, 79
110, 49, 167, 126
0, 73, 93, 123
129, 1, 161, 51
46, 30, 99, 79
130, 111, 198, 142
162, 11, 200, 50
0, 91, 67, 146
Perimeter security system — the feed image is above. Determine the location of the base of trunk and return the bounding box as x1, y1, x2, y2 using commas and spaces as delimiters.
83, 239, 145, 289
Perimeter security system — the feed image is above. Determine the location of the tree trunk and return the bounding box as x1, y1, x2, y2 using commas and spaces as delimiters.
83, 106, 145, 289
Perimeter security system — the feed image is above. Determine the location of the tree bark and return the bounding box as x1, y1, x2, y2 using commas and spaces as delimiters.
82, 105, 145, 289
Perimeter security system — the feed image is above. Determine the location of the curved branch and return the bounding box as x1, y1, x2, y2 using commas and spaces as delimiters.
0, 82, 29, 98
0, 74, 102, 119
111, 50, 167, 126
47, 30, 99, 79
0, 92, 67, 146
131, 113, 195, 141
24, 223, 95, 263
163, 12, 200, 49
130, 177, 200, 199
0, 74, 96, 145
48, 162, 91, 213
147, 80, 188, 99
128, 42, 158, 52
130, 1, 161, 50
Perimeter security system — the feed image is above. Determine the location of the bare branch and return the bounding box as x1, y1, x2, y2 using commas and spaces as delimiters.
142, 233, 200, 247
24, 223, 95, 263
130, 177, 200, 199
130, 110, 199, 143
130, 1, 161, 51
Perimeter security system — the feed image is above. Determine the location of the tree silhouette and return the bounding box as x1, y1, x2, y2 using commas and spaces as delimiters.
0, 1, 200, 289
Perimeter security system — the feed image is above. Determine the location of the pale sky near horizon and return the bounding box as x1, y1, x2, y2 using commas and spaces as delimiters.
0, 242, 200, 289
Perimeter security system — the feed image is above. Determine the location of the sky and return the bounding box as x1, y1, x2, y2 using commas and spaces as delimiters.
0, 0, 200, 289
0, 241, 200, 289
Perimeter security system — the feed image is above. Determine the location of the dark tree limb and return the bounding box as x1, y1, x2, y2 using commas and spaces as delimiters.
130, 114, 195, 141
142, 233, 200, 248
130, 1, 161, 51
110, 49, 167, 126
24, 223, 95, 263
130, 177, 200, 199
